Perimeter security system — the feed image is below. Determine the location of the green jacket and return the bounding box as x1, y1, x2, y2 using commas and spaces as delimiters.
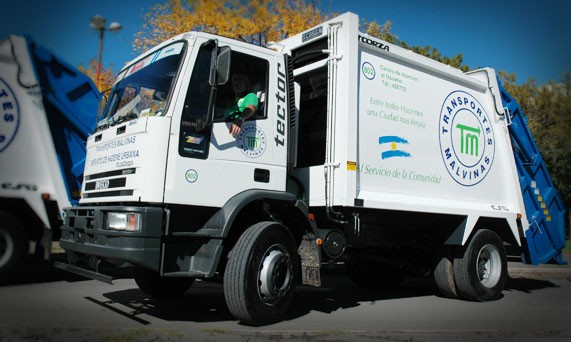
226, 93, 258, 119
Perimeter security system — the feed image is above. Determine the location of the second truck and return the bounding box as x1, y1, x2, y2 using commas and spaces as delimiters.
0, 35, 98, 275
57, 13, 566, 325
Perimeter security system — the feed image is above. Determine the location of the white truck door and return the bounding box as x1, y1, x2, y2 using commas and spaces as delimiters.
164, 40, 287, 208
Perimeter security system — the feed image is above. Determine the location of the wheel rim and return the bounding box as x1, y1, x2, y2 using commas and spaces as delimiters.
0, 229, 14, 267
476, 244, 502, 288
258, 244, 293, 306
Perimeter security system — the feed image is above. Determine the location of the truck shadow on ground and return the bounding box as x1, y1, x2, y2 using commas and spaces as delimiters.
505, 276, 560, 293
101, 273, 437, 324
98, 270, 561, 326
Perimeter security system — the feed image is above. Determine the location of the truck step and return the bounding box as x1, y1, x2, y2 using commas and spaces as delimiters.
53, 261, 114, 284
162, 271, 208, 277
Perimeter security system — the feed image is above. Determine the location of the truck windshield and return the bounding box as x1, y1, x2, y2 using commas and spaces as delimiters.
99, 41, 186, 125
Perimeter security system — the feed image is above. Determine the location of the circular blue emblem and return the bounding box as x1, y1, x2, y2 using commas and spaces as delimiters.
237, 124, 267, 158
439, 91, 495, 186
0, 78, 20, 153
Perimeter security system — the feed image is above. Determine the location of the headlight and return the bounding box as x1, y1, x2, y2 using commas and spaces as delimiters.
105, 212, 141, 232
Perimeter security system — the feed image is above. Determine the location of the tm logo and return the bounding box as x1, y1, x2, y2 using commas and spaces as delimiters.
456, 124, 480, 156
439, 91, 495, 187
246, 136, 260, 149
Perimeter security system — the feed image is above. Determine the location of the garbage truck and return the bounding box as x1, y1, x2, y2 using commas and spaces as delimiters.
0, 35, 99, 275
56, 12, 566, 325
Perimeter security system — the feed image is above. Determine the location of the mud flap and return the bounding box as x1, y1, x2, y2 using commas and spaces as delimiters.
298, 235, 321, 287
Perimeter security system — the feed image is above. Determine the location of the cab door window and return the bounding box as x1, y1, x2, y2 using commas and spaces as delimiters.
179, 46, 269, 159
214, 52, 268, 123
179, 42, 215, 159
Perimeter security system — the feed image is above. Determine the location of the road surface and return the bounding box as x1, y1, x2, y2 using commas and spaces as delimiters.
0, 256, 570, 341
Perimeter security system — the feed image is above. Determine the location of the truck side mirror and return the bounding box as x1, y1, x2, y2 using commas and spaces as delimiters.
96, 92, 109, 122
216, 46, 231, 85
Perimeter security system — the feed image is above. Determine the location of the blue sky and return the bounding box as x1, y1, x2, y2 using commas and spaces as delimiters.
2, 0, 570, 85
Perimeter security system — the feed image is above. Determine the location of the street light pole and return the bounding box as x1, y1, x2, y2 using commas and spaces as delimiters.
90, 15, 122, 89
96, 27, 104, 89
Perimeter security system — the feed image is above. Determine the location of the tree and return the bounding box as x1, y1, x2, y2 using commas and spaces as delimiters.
362, 19, 469, 72
134, 0, 327, 53
78, 58, 116, 92
362, 19, 397, 44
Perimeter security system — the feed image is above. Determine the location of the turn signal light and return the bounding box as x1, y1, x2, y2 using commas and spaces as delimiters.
105, 212, 141, 232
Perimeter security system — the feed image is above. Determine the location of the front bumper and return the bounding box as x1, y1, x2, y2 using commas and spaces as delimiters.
59, 206, 164, 271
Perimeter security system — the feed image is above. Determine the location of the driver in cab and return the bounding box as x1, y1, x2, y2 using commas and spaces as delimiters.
225, 66, 258, 137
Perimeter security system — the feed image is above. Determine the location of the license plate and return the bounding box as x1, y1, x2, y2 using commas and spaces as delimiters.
95, 179, 110, 190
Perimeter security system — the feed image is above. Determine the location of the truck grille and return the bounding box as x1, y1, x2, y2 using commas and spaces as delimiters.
82, 168, 135, 199
82, 190, 134, 199
84, 178, 126, 191
84, 167, 136, 180
66, 208, 96, 230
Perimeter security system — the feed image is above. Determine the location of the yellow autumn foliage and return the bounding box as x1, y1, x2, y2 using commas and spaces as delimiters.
133, 0, 327, 53
77, 58, 116, 92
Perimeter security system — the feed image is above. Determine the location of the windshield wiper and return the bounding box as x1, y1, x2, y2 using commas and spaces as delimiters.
93, 123, 108, 133
108, 95, 141, 124
110, 113, 138, 126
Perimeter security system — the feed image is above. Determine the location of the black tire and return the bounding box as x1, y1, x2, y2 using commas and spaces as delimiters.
0, 212, 28, 275
134, 268, 194, 298
433, 246, 458, 298
224, 222, 298, 326
345, 252, 406, 290
453, 229, 507, 301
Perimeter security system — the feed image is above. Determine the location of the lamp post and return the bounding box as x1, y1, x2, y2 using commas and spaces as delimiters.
90, 15, 122, 89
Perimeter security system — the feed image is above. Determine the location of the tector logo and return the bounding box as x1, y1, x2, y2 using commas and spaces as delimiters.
439, 91, 495, 186
0, 78, 20, 153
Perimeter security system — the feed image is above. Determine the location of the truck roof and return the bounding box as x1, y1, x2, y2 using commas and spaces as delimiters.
120, 31, 277, 75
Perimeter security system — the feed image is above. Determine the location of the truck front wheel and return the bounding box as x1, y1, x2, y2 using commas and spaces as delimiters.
0, 212, 28, 275
134, 268, 194, 298
453, 229, 507, 301
224, 222, 298, 325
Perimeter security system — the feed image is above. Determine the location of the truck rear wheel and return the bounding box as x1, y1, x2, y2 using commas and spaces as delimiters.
453, 229, 507, 301
224, 222, 298, 325
0, 212, 28, 275
134, 268, 194, 298
433, 246, 458, 298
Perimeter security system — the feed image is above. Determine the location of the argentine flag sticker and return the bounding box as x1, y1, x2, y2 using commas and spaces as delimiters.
379, 136, 411, 159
